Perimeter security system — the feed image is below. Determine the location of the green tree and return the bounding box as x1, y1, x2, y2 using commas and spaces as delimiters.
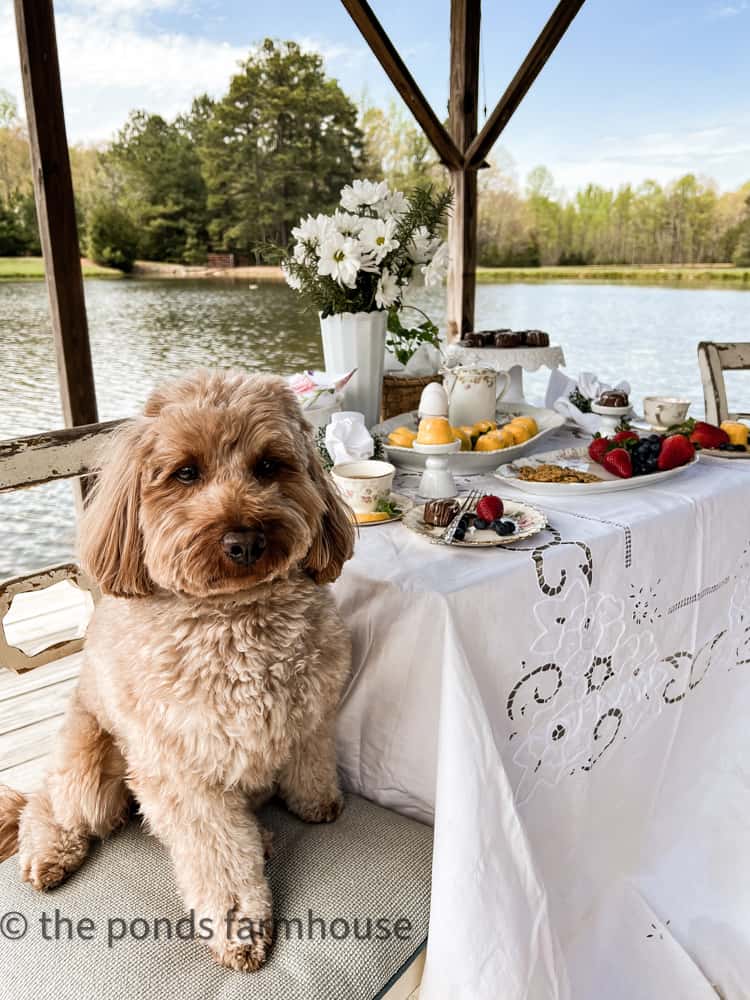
733, 194, 750, 267
360, 99, 443, 191
87, 202, 139, 272
199, 39, 364, 255
108, 110, 208, 263
525, 166, 563, 264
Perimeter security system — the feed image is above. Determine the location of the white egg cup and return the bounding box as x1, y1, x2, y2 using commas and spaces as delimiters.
590, 402, 633, 437
412, 440, 461, 498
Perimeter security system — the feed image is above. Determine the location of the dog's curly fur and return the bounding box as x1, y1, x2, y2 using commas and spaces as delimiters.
0, 370, 355, 971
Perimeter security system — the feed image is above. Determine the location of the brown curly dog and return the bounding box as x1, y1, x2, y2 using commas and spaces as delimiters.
0, 369, 355, 971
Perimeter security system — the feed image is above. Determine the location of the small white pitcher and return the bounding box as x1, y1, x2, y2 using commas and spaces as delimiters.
443, 366, 510, 428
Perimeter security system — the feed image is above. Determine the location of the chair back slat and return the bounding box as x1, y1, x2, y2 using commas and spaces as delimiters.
697, 341, 750, 424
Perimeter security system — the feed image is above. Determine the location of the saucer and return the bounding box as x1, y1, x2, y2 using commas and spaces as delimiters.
351, 492, 413, 527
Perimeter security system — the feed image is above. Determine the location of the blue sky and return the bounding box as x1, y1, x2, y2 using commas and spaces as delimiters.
1, 0, 748, 194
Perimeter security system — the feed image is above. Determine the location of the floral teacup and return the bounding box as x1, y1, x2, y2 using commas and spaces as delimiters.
331, 460, 396, 514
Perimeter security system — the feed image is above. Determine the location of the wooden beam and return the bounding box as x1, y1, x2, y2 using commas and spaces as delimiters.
340, 0, 464, 170
446, 0, 481, 340
465, 0, 586, 168
14, 0, 99, 433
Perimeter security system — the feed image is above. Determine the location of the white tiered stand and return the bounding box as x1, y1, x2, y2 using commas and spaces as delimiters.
444, 343, 566, 404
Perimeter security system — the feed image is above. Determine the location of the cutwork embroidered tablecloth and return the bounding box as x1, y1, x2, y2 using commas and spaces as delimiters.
333, 432, 750, 1000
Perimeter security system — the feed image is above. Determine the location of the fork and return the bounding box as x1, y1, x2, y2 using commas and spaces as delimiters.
441, 489, 480, 545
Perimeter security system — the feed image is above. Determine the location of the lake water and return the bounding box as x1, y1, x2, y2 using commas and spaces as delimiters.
2, 277, 749, 577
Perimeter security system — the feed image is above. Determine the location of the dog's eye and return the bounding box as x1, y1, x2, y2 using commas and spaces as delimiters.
173, 464, 200, 483
254, 457, 279, 479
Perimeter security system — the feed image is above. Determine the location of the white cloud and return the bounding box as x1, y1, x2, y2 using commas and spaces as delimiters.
0, 6, 374, 144
709, 1, 749, 17
510, 120, 750, 195
0, 3, 246, 142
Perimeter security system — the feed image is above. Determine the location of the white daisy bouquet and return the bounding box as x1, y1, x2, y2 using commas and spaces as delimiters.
281, 180, 451, 361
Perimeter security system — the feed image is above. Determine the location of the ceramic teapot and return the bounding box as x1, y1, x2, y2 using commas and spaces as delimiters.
442, 366, 510, 428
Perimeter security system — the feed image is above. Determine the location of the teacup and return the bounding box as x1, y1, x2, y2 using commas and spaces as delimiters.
331, 460, 395, 514
643, 396, 691, 430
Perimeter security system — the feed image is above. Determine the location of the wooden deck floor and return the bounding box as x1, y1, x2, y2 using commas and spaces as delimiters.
0, 653, 79, 790
0, 580, 89, 791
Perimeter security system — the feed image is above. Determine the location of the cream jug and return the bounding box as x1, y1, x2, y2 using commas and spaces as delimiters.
443, 366, 510, 427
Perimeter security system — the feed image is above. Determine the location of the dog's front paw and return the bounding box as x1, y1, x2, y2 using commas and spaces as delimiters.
290, 793, 344, 824
18, 826, 89, 891
17, 798, 89, 891
213, 920, 273, 973
206, 885, 273, 973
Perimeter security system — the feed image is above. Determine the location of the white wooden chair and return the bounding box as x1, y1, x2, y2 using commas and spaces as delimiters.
698, 341, 750, 425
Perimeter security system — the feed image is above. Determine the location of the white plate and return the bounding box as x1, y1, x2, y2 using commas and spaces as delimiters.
350, 492, 413, 527
374, 402, 566, 474
700, 447, 750, 460
495, 446, 699, 495
403, 497, 547, 547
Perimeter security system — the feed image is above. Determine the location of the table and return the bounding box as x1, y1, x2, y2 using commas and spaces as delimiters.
332, 428, 750, 1000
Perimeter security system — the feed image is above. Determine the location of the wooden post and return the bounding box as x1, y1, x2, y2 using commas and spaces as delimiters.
14, 0, 98, 438
446, 0, 481, 341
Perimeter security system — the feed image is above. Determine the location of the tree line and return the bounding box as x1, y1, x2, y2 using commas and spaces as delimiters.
1, 38, 749, 270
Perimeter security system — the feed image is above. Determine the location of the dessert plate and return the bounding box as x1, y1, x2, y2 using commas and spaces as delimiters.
496, 446, 699, 495
350, 492, 413, 527
374, 402, 565, 474
403, 498, 547, 547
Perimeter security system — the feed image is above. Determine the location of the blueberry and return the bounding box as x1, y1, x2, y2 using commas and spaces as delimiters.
473, 517, 489, 530
453, 526, 466, 541
649, 434, 661, 443
494, 519, 516, 536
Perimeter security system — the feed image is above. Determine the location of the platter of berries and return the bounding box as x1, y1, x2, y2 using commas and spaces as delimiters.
496, 430, 699, 495
403, 493, 547, 547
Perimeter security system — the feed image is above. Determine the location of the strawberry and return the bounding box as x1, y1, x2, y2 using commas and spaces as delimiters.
602, 447, 633, 478
613, 430, 639, 445
475, 494, 503, 522
657, 434, 695, 471
689, 421, 729, 450
588, 436, 611, 463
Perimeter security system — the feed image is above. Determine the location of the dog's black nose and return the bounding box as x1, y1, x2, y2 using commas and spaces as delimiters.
222, 529, 266, 566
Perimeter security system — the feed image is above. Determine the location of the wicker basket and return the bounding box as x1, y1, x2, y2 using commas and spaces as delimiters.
380, 372, 442, 422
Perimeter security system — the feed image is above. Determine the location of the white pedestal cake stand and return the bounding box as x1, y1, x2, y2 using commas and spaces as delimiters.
444, 344, 566, 404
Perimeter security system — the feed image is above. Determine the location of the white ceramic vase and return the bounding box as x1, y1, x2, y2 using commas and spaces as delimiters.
319, 310, 387, 429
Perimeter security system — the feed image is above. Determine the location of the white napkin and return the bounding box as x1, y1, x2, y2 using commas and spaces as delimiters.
404, 343, 442, 376
383, 343, 442, 376
546, 370, 631, 434
324, 411, 374, 465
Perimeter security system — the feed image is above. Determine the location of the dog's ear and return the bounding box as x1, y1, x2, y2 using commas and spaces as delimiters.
302, 436, 356, 585
79, 421, 153, 597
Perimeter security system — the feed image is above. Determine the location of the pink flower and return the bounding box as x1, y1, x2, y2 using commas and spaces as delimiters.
289, 373, 318, 395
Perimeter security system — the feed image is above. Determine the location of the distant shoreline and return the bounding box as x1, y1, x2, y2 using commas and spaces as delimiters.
477, 264, 750, 286
2, 257, 749, 287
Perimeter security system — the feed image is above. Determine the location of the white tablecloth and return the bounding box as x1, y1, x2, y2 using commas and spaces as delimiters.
333, 430, 750, 1000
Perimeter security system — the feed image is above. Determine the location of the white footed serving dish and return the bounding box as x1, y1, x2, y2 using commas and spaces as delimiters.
374, 402, 566, 474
